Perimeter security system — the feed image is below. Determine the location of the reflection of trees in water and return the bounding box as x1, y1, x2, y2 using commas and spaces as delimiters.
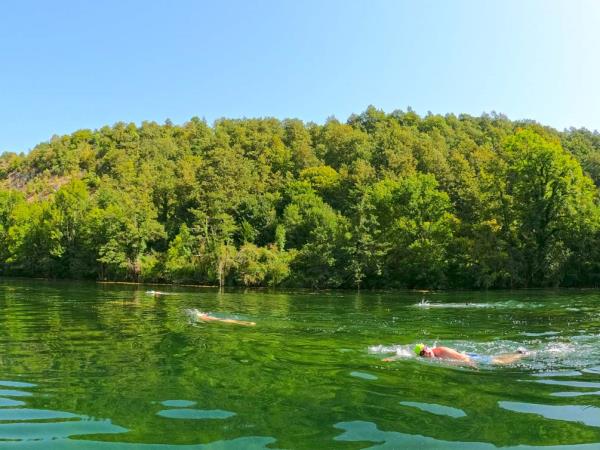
0, 280, 598, 447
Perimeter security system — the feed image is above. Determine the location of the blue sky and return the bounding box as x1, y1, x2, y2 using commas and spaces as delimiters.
1, 0, 599, 153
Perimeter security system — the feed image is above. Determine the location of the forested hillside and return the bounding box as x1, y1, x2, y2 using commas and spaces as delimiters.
2, 107, 600, 289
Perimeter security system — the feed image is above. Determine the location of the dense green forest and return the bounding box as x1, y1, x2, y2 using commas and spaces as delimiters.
2, 107, 600, 289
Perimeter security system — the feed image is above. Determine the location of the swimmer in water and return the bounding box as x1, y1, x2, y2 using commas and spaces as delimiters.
146, 290, 172, 296
383, 344, 528, 365
195, 311, 256, 327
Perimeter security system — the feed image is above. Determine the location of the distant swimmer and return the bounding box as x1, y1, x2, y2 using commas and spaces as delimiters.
146, 290, 175, 296
195, 311, 256, 327
384, 344, 529, 366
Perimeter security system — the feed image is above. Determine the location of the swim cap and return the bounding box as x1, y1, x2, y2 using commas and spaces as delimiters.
414, 343, 425, 356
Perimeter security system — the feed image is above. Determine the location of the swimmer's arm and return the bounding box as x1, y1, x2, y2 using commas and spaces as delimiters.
382, 355, 401, 362
219, 318, 256, 326
197, 313, 255, 326
435, 347, 472, 362
197, 313, 217, 322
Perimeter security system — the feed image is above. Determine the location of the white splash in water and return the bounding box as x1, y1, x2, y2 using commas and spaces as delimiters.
368, 344, 414, 358
370, 334, 600, 371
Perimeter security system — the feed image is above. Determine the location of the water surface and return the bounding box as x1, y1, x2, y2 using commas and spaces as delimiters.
0, 279, 599, 448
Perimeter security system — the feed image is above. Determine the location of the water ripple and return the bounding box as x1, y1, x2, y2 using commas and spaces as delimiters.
399, 401, 466, 418
156, 409, 236, 420
498, 401, 600, 428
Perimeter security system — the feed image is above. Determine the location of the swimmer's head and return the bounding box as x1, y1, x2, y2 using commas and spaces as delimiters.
414, 343, 425, 356
415, 343, 435, 358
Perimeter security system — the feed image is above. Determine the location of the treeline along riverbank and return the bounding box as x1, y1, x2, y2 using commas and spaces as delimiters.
2, 107, 600, 289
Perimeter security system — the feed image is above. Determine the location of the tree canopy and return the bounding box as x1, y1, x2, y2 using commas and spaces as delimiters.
2, 108, 600, 288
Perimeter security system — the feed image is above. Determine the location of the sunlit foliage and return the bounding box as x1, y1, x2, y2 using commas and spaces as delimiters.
1, 108, 600, 288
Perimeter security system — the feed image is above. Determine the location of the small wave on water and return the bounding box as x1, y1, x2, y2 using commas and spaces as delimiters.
0, 379, 276, 449
334, 420, 600, 449
521, 331, 561, 337
412, 298, 551, 309
184, 308, 201, 321
145, 290, 178, 296
414, 299, 492, 309
368, 344, 416, 358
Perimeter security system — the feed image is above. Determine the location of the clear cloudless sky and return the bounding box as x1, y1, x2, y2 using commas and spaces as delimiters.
1, 0, 599, 152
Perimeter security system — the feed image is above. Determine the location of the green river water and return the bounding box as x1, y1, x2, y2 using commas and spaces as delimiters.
0, 279, 599, 449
